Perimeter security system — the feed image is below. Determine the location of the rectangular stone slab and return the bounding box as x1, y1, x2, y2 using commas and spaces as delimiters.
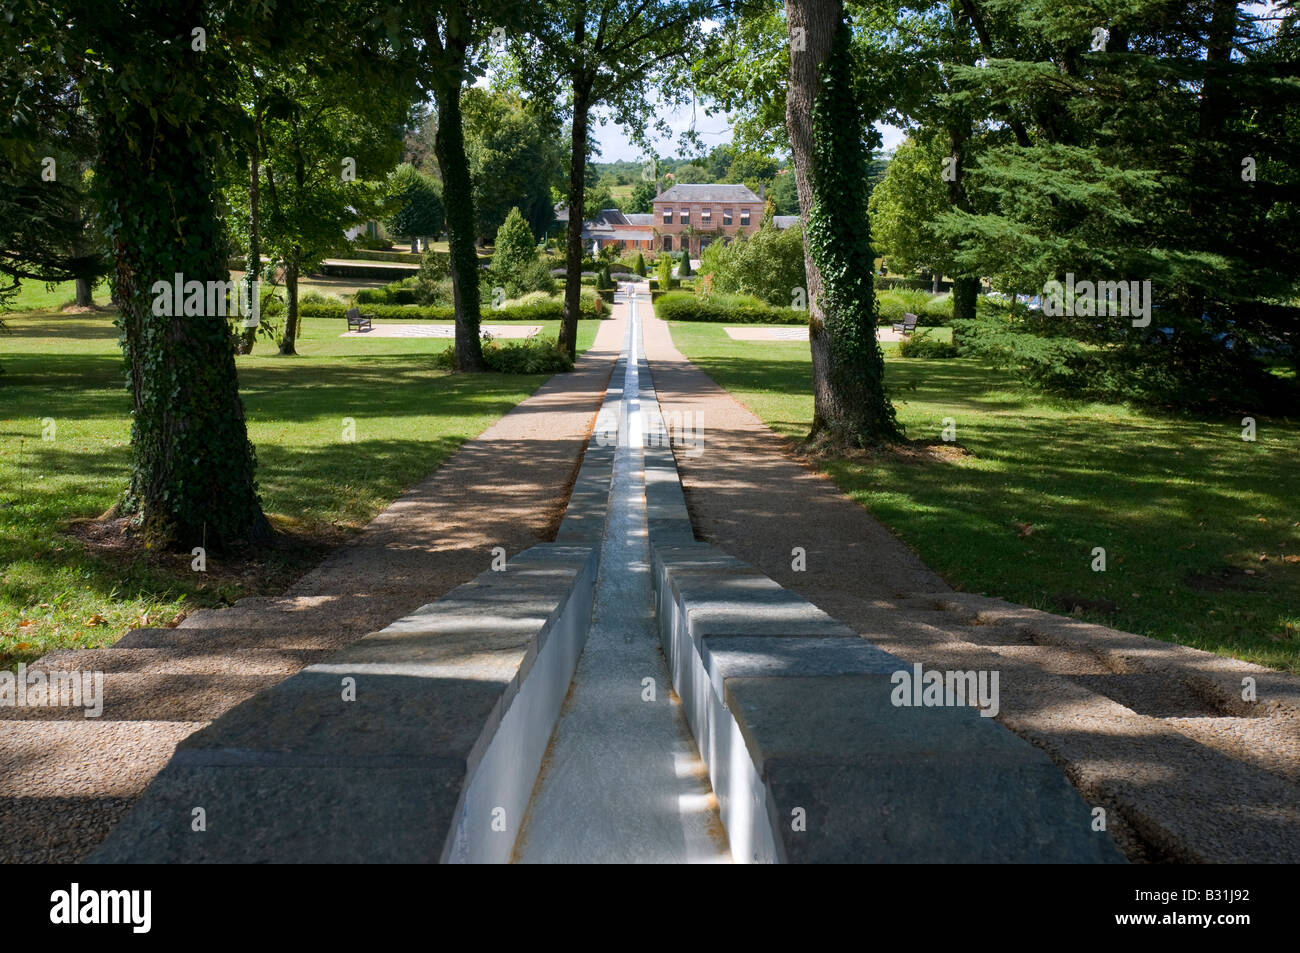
700, 636, 904, 702
723, 675, 1124, 863
90, 760, 466, 864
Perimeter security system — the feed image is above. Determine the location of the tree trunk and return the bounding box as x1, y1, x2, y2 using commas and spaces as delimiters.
945, 122, 979, 322
931, 272, 941, 295
434, 80, 486, 372
238, 105, 263, 356
560, 83, 591, 362
787, 0, 839, 430
786, 0, 900, 446
280, 247, 299, 355
74, 275, 94, 307
99, 99, 270, 549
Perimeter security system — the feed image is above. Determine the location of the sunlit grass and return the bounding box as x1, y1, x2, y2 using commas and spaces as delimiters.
668, 321, 1300, 672
0, 306, 600, 666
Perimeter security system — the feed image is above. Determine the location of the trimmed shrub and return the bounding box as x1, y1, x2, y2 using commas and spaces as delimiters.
306, 294, 602, 324
634, 252, 646, 277
433, 336, 574, 374
653, 291, 805, 324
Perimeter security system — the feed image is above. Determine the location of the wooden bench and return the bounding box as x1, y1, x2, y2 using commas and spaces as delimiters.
892, 312, 919, 335
346, 307, 373, 333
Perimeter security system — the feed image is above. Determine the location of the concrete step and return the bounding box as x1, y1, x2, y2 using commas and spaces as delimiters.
115, 626, 358, 652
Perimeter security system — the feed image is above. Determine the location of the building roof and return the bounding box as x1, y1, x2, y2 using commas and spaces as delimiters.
653, 183, 763, 204
624, 213, 653, 226
773, 215, 800, 230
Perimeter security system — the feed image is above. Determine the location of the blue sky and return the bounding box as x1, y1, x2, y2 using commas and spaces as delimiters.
590, 98, 907, 164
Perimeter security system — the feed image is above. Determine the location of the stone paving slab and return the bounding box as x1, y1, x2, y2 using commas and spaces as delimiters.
89, 543, 596, 863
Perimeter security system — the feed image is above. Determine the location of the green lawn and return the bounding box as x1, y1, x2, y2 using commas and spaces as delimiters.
667, 321, 1300, 672
0, 306, 600, 666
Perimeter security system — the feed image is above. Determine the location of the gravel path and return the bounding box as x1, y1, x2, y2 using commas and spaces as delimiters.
0, 314, 627, 864
642, 308, 1300, 864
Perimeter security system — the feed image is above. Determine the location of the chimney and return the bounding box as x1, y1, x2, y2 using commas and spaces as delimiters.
760, 182, 765, 200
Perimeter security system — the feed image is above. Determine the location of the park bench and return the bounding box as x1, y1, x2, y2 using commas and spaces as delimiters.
346, 307, 373, 333
892, 312, 919, 335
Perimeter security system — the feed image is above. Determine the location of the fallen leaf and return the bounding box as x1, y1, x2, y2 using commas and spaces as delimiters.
84, 614, 106, 626
15, 642, 32, 651
17, 620, 33, 628
1015, 522, 1035, 538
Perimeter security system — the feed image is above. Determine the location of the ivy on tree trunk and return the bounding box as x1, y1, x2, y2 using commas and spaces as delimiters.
99, 102, 269, 549
786, 1, 901, 447
559, 83, 590, 362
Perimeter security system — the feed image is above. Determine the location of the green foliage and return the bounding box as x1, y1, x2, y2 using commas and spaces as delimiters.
462, 88, 563, 242
867, 132, 954, 277
876, 289, 949, 327
624, 178, 658, 214
493, 207, 536, 273
805, 20, 901, 445
414, 246, 453, 305
677, 250, 692, 277
698, 223, 806, 307
653, 290, 804, 324
634, 252, 646, 277
384, 163, 444, 239
897, 329, 959, 358
656, 253, 673, 287
952, 317, 1295, 413
488, 206, 554, 298
433, 336, 574, 374
770, 170, 799, 215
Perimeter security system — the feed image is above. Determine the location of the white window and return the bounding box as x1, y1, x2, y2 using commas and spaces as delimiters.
702, 208, 711, 224
663, 207, 673, 224
740, 209, 750, 226
723, 209, 733, 226
680, 208, 690, 225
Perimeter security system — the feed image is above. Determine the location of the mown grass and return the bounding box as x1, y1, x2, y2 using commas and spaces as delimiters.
667, 321, 1300, 672
0, 304, 600, 666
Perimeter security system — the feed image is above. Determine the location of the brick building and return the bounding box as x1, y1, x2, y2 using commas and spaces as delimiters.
653, 183, 767, 258
558, 183, 798, 259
